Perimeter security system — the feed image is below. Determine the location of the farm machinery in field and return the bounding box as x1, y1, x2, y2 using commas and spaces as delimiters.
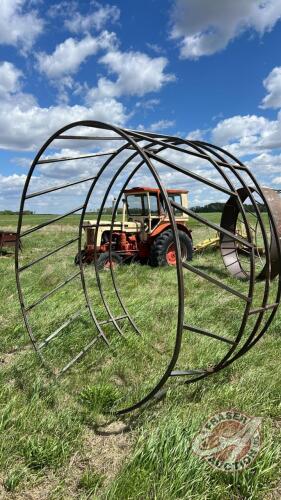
0, 230, 20, 255
77, 185, 281, 280
14, 120, 281, 415
76, 186, 193, 269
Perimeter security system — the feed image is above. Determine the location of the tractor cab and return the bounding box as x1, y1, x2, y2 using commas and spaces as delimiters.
123, 187, 189, 234
79, 186, 192, 268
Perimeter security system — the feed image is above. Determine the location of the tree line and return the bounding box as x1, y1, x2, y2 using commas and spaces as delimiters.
191, 202, 266, 213
0, 210, 34, 215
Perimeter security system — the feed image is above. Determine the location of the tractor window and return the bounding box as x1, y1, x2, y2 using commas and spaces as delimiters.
168, 194, 183, 215
126, 195, 149, 216
149, 194, 159, 215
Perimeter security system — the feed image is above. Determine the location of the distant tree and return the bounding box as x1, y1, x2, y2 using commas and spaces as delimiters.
191, 202, 226, 213
191, 202, 266, 213
0, 209, 34, 215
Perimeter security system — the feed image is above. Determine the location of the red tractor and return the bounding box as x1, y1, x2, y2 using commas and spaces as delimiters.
76, 187, 193, 269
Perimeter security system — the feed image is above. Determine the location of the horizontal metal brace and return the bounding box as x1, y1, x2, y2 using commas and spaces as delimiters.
128, 130, 241, 170
25, 271, 80, 312
20, 206, 84, 237
249, 303, 279, 316
36, 151, 116, 165
38, 309, 84, 349
171, 201, 254, 249
147, 151, 237, 197
57, 135, 125, 141
182, 261, 252, 303
26, 176, 97, 199
222, 163, 248, 171
99, 315, 128, 325
170, 369, 207, 377
58, 332, 109, 376
183, 324, 236, 345
18, 237, 79, 272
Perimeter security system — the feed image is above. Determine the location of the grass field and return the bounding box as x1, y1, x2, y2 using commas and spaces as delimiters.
0, 213, 281, 499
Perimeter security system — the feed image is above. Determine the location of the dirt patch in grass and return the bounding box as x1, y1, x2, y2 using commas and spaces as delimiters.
0, 344, 31, 367
0, 421, 133, 499
0, 352, 20, 367
266, 480, 281, 500
83, 420, 133, 482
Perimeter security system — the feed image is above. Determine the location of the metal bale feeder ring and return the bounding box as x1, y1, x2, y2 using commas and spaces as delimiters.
15, 121, 281, 414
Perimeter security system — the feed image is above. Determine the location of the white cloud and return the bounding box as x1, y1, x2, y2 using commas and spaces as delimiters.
240, 153, 281, 192
186, 129, 206, 140
211, 113, 281, 154
261, 66, 281, 109
0, 58, 116, 156
150, 119, 175, 131
0, 0, 44, 51
0, 173, 26, 194
37, 32, 117, 79
181, 111, 281, 183
0, 173, 27, 211
170, 0, 281, 59
88, 97, 127, 126
65, 3, 120, 33
183, 113, 281, 190
0, 172, 92, 212
135, 98, 160, 110
47, 1, 77, 19
0, 62, 22, 95
10, 156, 31, 168
0, 94, 127, 151
212, 115, 268, 145
35, 147, 133, 181
146, 43, 165, 55
87, 50, 175, 100
247, 152, 281, 175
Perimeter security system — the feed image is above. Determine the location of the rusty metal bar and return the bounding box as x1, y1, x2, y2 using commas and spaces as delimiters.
18, 236, 79, 272
25, 271, 80, 312
194, 141, 280, 371
37, 151, 117, 165
171, 200, 254, 249
38, 309, 84, 349
248, 303, 279, 315
182, 261, 251, 302
58, 333, 107, 376
170, 369, 207, 377
129, 129, 242, 169
20, 206, 84, 237
147, 151, 237, 197
26, 176, 97, 199
99, 315, 128, 325
57, 135, 125, 141
183, 324, 236, 345
15, 120, 281, 416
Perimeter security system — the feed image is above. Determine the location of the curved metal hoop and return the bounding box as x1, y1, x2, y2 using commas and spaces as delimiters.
221, 186, 281, 280
15, 121, 281, 413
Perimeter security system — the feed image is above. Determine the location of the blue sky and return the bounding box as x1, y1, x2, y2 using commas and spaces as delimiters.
0, 0, 281, 212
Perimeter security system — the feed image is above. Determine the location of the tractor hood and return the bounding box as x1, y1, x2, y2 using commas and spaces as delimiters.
84, 219, 142, 231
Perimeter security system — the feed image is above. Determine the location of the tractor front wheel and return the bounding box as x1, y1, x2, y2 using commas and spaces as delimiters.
149, 229, 192, 267
74, 249, 87, 265
96, 251, 123, 271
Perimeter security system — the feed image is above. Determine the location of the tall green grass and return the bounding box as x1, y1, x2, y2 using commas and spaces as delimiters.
0, 216, 280, 498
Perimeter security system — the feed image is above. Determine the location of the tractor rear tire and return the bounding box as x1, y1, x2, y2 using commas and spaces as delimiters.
96, 251, 123, 271
149, 229, 193, 267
